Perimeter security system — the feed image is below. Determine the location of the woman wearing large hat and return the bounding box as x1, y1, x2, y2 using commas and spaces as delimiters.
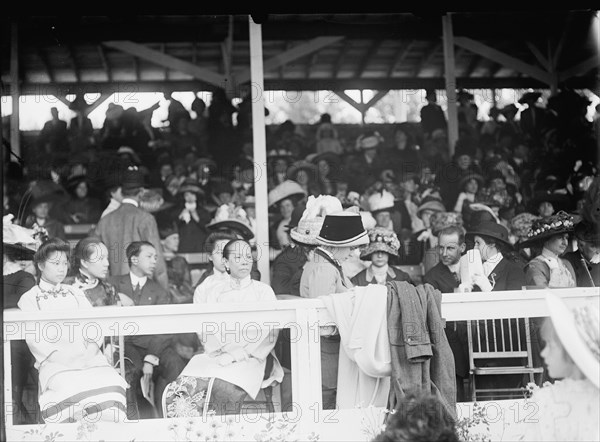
268, 180, 307, 250
299, 207, 368, 409
563, 220, 600, 287
205, 203, 255, 242
170, 177, 211, 253
520, 211, 577, 288
466, 220, 526, 291
350, 227, 411, 287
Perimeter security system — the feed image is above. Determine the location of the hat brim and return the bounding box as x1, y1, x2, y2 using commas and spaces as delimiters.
516, 226, 574, 248
465, 230, 512, 247
360, 242, 399, 259
458, 174, 485, 189
310, 152, 341, 167
206, 219, 254, 240
546, 293, 600, 388
316, 230, 369, 247
417, 201, 446, 216
3, 242, 36, 260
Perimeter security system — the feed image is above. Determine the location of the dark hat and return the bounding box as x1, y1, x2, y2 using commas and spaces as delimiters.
286, 160, 317, 180
120, 166, 146, 191
30, 191, 61, 208
518, 92, 542, 105
210, 178, 234, 196
316, 209, 369, 248
65, 174, 89, 193
518, 211, 576, 248
500, 104, 519, 117
573, 220, 599, 244
457, 89, 474, 100
458, 172, 485, 190
3, 215, 37, 260
286, 202, 306, 233
178, 178, 205, 197
307, 151, 341, 169
158, 220, 179, 239
466, 220, 511, 246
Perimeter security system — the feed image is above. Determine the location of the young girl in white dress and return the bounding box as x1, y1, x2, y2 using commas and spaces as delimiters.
18, 238, 128, 423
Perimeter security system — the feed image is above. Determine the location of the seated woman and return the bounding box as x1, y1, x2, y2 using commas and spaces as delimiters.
164, 239, 283, 417
503, 293, 599, 441
520, 211, 577, 288
17, 238, 128, 423
351, 227, 412, 286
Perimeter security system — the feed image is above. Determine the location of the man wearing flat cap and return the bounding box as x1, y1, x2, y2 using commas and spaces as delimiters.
92, 166, 169, 291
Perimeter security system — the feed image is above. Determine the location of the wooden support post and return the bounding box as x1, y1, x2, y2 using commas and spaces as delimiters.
249, 16, 270, 285
10, 21, 20, 159
442, 14, 458, 157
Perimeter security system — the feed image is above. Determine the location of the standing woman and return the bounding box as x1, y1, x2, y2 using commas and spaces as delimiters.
520, 211, 577, 288
17, 238, 128, 423
164, 239, 283, 417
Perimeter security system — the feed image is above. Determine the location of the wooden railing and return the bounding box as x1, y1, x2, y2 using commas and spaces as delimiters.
4, 287, 598, 434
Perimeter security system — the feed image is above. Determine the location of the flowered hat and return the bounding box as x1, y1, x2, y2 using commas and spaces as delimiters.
431, 212, 464, 237
475, 187, 513, 209
509, 212, 541, 242
518, 210, 575, 248
360, 227, 401, 260
206, 203, 254, 240
546, 292, 599, 388
290, 195, 342, 246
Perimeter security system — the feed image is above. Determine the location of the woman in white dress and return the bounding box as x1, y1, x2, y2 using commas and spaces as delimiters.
17, 238, 128, 423
503, 293, 599, 441
164, 239, 283, 417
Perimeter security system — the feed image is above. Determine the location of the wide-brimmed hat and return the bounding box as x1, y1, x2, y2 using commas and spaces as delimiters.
500, 104, 519, 117
316, 208, 369, 248
117, 146, 142, 165
457, 89, 474, 101
573, 220, 600, 244
458, 172, 485, 191
545, 292, 599, 388
368, 190, 395, 216
3, 214, 37, 260
178, 178, 205, 198
286, 160, 317, 180
65, 174, 91, 193
509, 212, 541, 241
193, 157, 217, 174
518, 211, 575, 248
466, 220, 511, 246
475, 187, 514, 209
431, 212, 464, 237
518, 92, 542, 105
206, 203, 254, 240
290, 195, 342, 246
306, 151, 341, 169
268, 180, 307, 207
158, 220, 179, 240
356, 131, 384, 150
360, 227, 400, 259
138, 188, 175, 213
417, 197, 446, 218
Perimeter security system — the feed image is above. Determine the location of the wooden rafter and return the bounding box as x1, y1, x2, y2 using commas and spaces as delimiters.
465, 54, 482, 77
161, 43, 169, 81
97, 44, 111, 82
133, 57, 140, 82
67, 45, 80, 83
333, 40, 351, 78
83, 92, 112, 116
454, 36, 553, 85
413, 41, 441, 77
559, 56, 599, 82
236, 36, 344, 84
356, 40, 381, 78
192, 41, 197, 64
488, 62, 504, 77
103, 40, 227, 88
552, 13, 575, 67
333, 90, 363, 113
387, 40, 415, 77
526, 42, 550, 71
280, 42, 291, 78
36, 47, 54, 83
364, 90, 389, 109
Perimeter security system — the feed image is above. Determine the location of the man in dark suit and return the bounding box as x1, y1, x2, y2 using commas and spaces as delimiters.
108, 241, 172, 419
93, 166, 169, 291
423, 225, 468, 401
38, 106, 68, 154
564, 220, 599, 287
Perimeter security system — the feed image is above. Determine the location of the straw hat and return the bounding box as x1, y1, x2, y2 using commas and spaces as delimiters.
268, 180, 307, 207
290, 195, 342, 246
518, 211, 575, 248
316, 208, 369, 248
360, 227, 401, 259
206, 203, 254, 240
368, 190, 395, 216
509, 212, 541, 241
545, 292, 600, 388
431, 212, 464, 237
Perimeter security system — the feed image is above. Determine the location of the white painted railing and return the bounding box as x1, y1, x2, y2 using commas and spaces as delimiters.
3, 287, 599, 435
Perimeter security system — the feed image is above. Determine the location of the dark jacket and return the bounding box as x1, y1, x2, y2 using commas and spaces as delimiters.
271, 245, 306, 295
563, 250, 599, 287
351, 265, 412, 287
485, 257, 526, 291
386, 281, 456, 418
423, 262, 468, 379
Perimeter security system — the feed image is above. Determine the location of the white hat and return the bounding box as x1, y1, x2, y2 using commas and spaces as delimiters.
368, 190, 395, 215
546, 292, 600, 388
268, 180, 307, 207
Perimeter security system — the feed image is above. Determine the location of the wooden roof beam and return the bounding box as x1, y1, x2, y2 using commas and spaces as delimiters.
236, 36, 344, 84
413, 41, 441, 76
67, 45, 80, 83
454, 36, 553, 85
526, 42, 551, 71
356, 40, 381, 78
36, 47, 54, 83
559, 56, 599, 82
387, 40, 415, 77
97, 45, 112, 82
333, 40, 351, 78
465, 55, 482, 77
103, 40, 227, 89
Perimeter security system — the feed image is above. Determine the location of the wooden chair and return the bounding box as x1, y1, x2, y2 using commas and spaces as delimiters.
467, 317, 543, 401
